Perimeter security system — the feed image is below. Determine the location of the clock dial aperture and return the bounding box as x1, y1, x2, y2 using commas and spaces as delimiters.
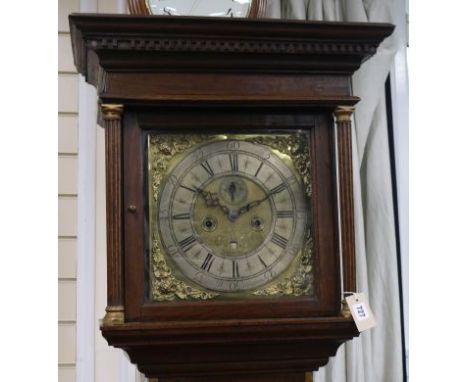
155, 139, 308, 293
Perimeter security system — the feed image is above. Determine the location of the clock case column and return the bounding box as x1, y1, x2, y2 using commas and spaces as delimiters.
100, 104, 125, 326
334, 107, 357, 297
70, 14, 393, 380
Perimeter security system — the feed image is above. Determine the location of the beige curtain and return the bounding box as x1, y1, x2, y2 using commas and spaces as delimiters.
264, 1, 406, 381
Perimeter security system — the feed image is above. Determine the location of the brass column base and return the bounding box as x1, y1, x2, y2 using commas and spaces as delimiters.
102, 305, 124, 326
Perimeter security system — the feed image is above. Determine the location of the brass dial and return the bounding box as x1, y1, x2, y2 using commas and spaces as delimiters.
156, 139, 308, 293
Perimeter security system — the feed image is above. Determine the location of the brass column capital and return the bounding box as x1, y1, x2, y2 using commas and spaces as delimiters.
101, 104, 124, 121
334, 106, 355, 123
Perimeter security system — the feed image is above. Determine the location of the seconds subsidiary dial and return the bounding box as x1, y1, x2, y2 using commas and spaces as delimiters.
156, 139, 308, 293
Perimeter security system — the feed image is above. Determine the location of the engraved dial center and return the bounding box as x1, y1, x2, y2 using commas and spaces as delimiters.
193, 176, 273, 257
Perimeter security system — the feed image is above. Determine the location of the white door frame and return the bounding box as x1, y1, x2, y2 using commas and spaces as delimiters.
389, 0, 409, 376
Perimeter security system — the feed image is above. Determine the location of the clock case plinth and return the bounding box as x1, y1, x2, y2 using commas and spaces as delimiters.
70, 14, 393, 380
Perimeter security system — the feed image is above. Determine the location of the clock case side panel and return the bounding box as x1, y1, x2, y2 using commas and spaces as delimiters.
122, 107, 341, 322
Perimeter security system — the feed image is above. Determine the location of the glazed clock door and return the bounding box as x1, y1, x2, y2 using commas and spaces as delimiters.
123, 108, 341, 322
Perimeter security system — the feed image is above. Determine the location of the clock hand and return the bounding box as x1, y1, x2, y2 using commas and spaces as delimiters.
194, 186, 231, 215
194, 186, 218, 207
237, 184, 286, 217
228, 182, 236, 202
237, 194, 270, 216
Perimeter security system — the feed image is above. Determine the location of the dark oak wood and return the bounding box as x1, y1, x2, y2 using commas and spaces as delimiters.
69, 14, 394, 100
335, 108, 357, 293
101, 317, 356, 377
101, 106, 125, 313
69, 15, 393, 380
104, 73, 350, 104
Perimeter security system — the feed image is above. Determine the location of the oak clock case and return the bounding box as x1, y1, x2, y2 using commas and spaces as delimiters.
69, 13, 393, 380
148, 133, 313, 300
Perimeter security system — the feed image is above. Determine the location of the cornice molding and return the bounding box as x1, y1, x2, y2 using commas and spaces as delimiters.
86, 36, 377, 56
70, 14, 394, 85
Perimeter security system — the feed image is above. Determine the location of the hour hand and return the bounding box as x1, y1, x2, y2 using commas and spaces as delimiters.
194, 186, 230, 213
194, 186, 217, 207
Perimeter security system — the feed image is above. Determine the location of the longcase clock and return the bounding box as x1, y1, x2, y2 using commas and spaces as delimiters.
70, 14, 393, 382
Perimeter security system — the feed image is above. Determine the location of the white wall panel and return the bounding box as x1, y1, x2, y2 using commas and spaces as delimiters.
98, 0, 121, 13
59, 0, 80, 32
58, 323, 77, 364
59, 115, 78, 154
59, 280, 77, 321
59, 2, 81, 382
59, 197, 78, 237
59, 238, 77, 278
59, 366, 76, 382
59, 156, 78, 195
59, 74, 79, 113
59, 34, 77, 73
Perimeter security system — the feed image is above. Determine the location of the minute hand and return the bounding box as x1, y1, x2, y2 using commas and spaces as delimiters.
237, 182, 288, 216
237, 194, 270, 216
